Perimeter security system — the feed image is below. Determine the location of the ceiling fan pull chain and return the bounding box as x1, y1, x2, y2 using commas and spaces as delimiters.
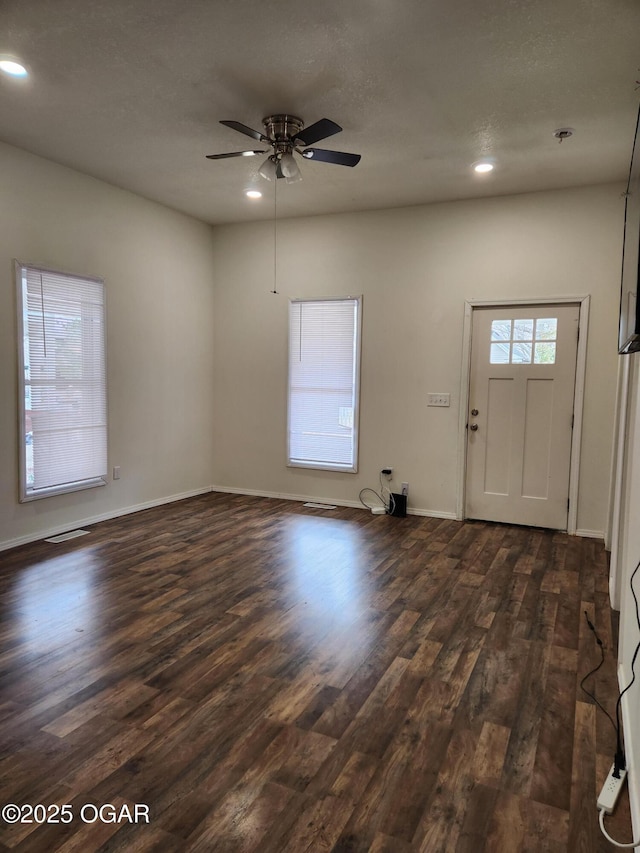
271, 178, 278, 294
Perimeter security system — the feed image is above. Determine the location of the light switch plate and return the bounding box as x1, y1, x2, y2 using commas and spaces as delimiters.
428, 393, 450, 407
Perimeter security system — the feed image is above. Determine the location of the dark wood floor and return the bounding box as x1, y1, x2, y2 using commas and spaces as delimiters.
0, 493, 632, 852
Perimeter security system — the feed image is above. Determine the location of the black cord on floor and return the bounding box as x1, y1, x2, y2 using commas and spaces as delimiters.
581, 611, 624, 771
580, 612, 619, 738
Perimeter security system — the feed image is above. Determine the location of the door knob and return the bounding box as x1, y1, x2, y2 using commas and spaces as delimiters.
470, 423, 479, 431
471, 409, 478, 416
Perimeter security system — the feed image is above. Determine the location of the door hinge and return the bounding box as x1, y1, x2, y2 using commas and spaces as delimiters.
567, 498, 570, 511
571, 414, 574, 429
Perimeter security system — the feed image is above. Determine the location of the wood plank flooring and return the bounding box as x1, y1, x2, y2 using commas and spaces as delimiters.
0, 493, 632, 852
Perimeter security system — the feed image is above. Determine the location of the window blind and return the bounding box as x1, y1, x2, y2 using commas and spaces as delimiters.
17, 263, 107, 501
287, 297, 361, 472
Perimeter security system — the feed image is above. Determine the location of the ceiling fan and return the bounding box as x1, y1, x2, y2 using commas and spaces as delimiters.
206, 114, 361, 182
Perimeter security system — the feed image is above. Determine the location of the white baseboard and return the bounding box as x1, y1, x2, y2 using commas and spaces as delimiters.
211, 484, 364, 510
0, 486, 213, 552
2, 485, 460, 552
3, 484, 595, 552
210, 485, 458, 520
575, 528, 605, 540
407, 507, 458, 520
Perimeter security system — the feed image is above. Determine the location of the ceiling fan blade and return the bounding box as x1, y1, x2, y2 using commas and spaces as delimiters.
291, 118, 342, 146
302, 148, 361, 167
220, 120, 267, 142
206, 150, 267, 160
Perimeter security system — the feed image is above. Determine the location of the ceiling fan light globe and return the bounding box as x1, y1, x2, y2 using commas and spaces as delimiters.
280, 152, 300, 180
258, 156, 277, 181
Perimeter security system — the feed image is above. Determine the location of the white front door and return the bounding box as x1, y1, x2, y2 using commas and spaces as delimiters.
465, 303, 580, 530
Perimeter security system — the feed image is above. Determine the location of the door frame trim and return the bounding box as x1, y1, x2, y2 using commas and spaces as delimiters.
456, 295, 590, 535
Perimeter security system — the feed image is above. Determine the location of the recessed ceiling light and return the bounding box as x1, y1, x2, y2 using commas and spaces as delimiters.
0, 59, 28, 77
245, 190, 262, 199
473, 161, 494, 174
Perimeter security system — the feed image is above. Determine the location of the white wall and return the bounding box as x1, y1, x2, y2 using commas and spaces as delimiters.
211, 184, 624, 534
0, 160, 624, 548
0, 142, 216, 549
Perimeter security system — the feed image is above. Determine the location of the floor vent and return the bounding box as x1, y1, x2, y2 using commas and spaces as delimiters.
45, 529, 90, 543
303, 502, 337, 510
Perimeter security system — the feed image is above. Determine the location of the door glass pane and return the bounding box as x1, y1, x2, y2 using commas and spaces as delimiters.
512, 342, 532, 363
490, 342, 510, 364
491, 320, 512, 341
535, 318, 557, 340
513, 319, 534, 340
489, 316, 558, 364
534, 342, 556, 364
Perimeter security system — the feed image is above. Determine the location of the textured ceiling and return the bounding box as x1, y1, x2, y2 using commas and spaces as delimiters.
1, 0, 639, 225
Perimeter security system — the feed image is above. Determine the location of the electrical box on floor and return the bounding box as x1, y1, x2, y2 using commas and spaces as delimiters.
389, 493, 407, 517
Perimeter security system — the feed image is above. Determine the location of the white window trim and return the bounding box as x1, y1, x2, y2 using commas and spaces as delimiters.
16, 261, 108, 502
287, 295, 362, 473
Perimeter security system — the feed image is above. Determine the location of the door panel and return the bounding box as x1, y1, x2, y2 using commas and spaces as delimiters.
522, 379, 553, 499
485, 378, 513, 495
465, 303, 579, 530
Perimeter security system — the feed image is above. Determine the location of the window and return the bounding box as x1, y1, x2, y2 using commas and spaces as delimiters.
288, 297, 362, 472
16, 262, 107, 501
490, 317, 557, 365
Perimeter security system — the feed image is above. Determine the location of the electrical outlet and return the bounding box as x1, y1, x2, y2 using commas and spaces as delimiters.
401, 482, 409, 496
113, 466, 121, 480
597, 765, 627, 814
427, 393, 450, 407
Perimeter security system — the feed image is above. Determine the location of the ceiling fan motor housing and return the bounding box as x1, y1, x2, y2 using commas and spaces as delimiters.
262, 115, 304, 146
